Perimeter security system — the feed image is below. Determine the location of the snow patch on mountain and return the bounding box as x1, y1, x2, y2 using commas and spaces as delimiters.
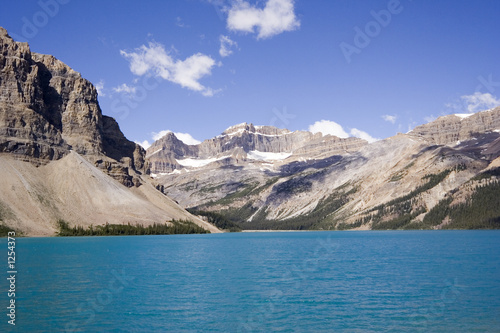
176, 155, 229, 168
247, 150, 292, 161
454, 113, 474, 120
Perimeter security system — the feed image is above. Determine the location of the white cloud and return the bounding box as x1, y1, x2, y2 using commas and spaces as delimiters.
308, 120, 378, 143
120, 42, 217, 96
227, 0, 300, 39
460, 92, 500, 113
381, 114, 397, 124
112, 83, 137, 94
135, 140, 151, 149
219, 35, 238, 57
350, 128, 378, 143
308, 120, 349, 138
175, 16, 188, 28
152, 130, 201, 145
95, 80, 105, 97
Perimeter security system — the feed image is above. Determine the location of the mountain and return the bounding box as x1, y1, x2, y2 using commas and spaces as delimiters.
0, 27, 220, 235
147, 122, 367, 174
148, 108, 500, 230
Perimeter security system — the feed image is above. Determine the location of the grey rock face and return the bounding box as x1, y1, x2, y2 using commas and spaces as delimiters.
409, 107, 500, 145
0, 27, 146, 186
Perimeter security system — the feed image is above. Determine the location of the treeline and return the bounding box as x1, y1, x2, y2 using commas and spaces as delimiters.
366, 170, 453, 230
241, 189, 355, 230
187, 209, 242, 232
0, 224, 14, 237
57, 219, 209, 236
423, 181, 500, 229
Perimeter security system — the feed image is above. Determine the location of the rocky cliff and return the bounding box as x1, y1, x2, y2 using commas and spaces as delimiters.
0, 27, 219, 235
409, 108, 500, 145
0, 27, 145, 186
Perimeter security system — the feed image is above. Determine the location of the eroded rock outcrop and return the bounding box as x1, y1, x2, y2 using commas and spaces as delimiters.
0, 27, 146, 186
409, 107, 500, 145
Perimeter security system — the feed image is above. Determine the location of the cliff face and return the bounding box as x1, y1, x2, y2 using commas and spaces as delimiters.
146, 122, 367, 173
409, 108, 500, 145
0, 27, 146, 186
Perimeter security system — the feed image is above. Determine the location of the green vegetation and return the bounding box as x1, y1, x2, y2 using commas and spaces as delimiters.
0, 201, 18, 237
336, 220, 363, 230
388, 170, 407, 182
372, 207, 426, 230
367, 170, 453, 229
178, 180, 198, 192
387, 161, 417, 182
216, 182, 260, 204
193, 164, 498, 231
471, 167, 500, 181
57, 219, 209, 236
250, 177, 280, 195
274, 177, 313, 196
187, 209, 242, 232
216, 202, 259, 224
199, 183, 225, 194
368, 169, 452, 230
240, 186, 357, 230
0, 224, 15, 237
418, 197, 454, 228
421, 181, 500, 229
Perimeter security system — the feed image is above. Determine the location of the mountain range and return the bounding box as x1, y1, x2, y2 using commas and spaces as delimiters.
1, 26, 499, 235
148, 110, 500, 230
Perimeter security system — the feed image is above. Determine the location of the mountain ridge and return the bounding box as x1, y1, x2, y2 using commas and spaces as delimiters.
147, 121, 368, 174
149, 107, 500, 230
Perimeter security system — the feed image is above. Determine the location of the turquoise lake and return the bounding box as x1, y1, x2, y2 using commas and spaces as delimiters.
1, 230, 500, 332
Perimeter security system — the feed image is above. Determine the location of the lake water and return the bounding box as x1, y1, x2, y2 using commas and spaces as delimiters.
1, 231, 500, 332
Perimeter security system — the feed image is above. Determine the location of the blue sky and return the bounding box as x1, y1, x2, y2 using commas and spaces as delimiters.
1, 0, 499, 147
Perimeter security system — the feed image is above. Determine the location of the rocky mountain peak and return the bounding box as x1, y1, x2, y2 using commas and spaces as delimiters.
0, 26, 146, 186
146, 120, 368, 174
409, 107, 500, 145
222, 122, 255, 135
221, 122, 292, 137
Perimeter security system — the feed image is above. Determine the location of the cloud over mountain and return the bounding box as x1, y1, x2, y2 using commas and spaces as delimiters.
308, 120, 378, 143
120, 42, 218, 96
308, 120, 349, 138
461, 92, 500, 113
